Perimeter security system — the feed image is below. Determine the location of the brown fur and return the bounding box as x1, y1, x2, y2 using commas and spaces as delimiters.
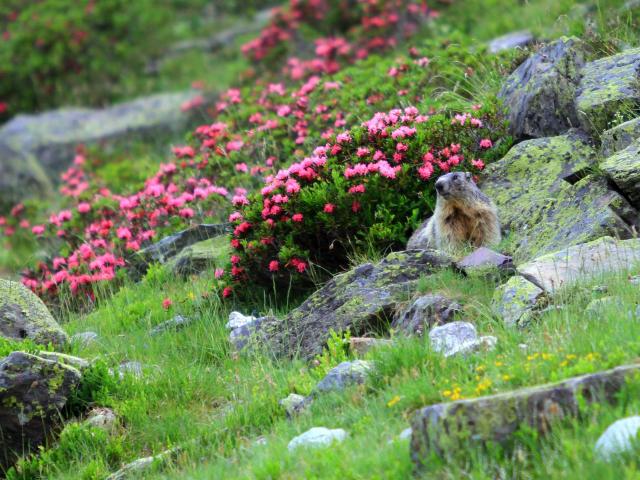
423, 172, 500, 251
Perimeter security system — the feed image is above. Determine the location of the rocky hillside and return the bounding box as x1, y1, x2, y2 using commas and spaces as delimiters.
2, 0, 640, 478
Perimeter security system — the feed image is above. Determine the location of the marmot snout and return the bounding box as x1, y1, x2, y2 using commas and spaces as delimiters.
421, 172, 501, 251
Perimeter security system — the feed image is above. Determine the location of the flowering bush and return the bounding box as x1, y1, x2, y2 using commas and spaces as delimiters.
241, 0, 440, 80
217, 104, 509, 297
0, 0, 167, 118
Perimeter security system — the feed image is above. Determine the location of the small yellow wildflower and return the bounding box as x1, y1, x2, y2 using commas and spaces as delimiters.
387, 395, 401, 408
502, 374, 512, 381
188, 291, 196, 301
494, 361, 504, 367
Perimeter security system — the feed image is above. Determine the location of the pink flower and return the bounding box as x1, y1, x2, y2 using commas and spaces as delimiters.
179, 208, 195, 219
323, 203, 335, 213
348, 184, 366, 194
269, 260, 280, 272
352, 201, 361, 213
472, 159, 485, 170
292, 213, 304, 222
479, 138, 493, 149
77, 202, 91, 214
222, 287, 233, 298
214, 268, 225, 279
235, 163, 249, 173
162, 298, 172, 310
116, 227, 132, 240
31, 225, 45, 235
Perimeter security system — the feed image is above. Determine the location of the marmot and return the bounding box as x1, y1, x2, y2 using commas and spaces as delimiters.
420, 172, 501, 251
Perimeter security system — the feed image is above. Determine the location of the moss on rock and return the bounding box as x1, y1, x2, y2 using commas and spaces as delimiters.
492, 275, 545, 326
601, 116, 640, 157
0, 279, 68, 348
601, 138, 640, 208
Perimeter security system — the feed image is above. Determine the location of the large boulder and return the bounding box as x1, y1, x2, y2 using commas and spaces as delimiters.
575, 48, 640, 134
410, 363, 640, 467
392, 294, 461, 336
518, 237, 640, 293
255, 250, 453, 360
498, 37, 587, 139
0, 91, 203, 208
488, 31, 534, 53
481, 131, 639, 261
0, 279, 68, 347
0, 352, 82, 471
167, 235, 230, 276
492, 275, 545, 326
601, 138, 640, 209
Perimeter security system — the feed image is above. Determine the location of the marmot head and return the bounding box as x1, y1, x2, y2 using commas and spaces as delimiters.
434, 172, 477, 201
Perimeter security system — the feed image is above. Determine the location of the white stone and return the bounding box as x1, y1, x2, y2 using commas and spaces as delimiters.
595, 416, 640, 461
429, 322, 478, 357
399, 427, 412, 440
287, 427, 347, 451
226, 311, 256, 330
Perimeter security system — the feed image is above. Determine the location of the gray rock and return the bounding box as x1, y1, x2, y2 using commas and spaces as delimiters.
602, 138, 640, 209
349, 337, 392, 356
0, 352, 82, 471
0, 278, 68, 347
595, 416, 640, 461
481, 132, 639, 261
314, 360, 373, 393
169, 236, 230, 276
601, 117, 640, 156
118, 361, 143, 379
392, 294, 461, 336
229, 316, 270, 351
575, 48, 640, 133
287, 427, 347, 451
70, 331, 99, 348
399, 427, 413, 441
518, 237, 640, 292
279, 394, 308, 417
0, 140, 52, 211
150, 315, 192, 336
227, 311, 257, 330
493, 275, 545, 326
0, 91, 203, 207
135, 224, 231, 272
456, 247, 514, 274
255, 250, 453, 360
498, 37, 587, 139
489, 30, 534, 53
410, 363, 640, 468
36, 351, 90, 371
105, 448, 180, 480
630, 275, 640, 285
428, 321, 478, 357
85, 408, 117, 433
585, 297, 621, 317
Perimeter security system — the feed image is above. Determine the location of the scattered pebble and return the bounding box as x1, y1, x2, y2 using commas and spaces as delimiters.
595, 416, 640, 461
288, 427, 347, 451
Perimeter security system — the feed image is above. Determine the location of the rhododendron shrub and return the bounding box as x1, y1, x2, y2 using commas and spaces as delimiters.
219, 105, 509, 296
5, 151, 229, 304
242, 0, 440, 80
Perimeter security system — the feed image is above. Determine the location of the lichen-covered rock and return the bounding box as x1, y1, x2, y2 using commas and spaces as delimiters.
392, 294, 461, 336
255, 250, 453, 360
279, 393, 308, 417
85, 408, 118, 433
70, 331, 99, 348
488, 30, 534, 53
0, 352, 82, 471
498, 37, 587, 139
0, 140, 53, 211
229, 316, 270, 351
149, 315, 192, 336
575, 48, 640, 133
585, 296, 621, 317
493, 275, 545, 326
226, 311, 257, 330
0, 278, 68, 347
287, 427, 347, 451
481, 132, 638, 261
410, 363, 640, 467
518, 237, 640, 292
314, 360, 373, 393
601, 117, 640, 156
105, 448, 180, 480
428, 321, 478, 357
168, 235, 230, 277
36, 351, 90, 371
595, 416, 640, 461
135, 224, 230, 271
602, 138, 640, 209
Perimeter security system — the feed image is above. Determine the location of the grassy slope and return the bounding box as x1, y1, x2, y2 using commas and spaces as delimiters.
7, 0, 640, 479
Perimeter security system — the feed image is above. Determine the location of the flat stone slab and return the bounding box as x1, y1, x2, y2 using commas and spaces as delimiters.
411, 363, 640, 468
576, 47, 640, 133
255, 250, 453, 360
518, 237, 640, 292
456, 247, 514, 273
